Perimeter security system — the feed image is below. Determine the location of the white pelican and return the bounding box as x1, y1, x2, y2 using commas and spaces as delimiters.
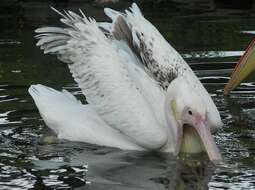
29, 3, 223, 162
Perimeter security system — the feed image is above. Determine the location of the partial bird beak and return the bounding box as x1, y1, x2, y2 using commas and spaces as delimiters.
224, 39, 255, 95
173, 125, 183, 157
173, 118, 222, 163
193, 118, 222, 163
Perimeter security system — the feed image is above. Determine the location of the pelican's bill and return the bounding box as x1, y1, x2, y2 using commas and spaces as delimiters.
177, 123, 222, 163
180, 124, 205, 153
224, 39, 255, 95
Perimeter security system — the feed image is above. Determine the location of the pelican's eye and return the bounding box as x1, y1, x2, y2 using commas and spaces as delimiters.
188, 110, 193, 115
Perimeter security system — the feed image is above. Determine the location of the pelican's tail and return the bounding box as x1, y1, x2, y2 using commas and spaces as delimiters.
29, 84, 81, 106
28, 84, 82, 133
28, 85, 142, 150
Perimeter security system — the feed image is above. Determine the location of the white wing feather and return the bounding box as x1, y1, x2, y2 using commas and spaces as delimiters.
115, 41, 166, 126
35, 9, 168, 150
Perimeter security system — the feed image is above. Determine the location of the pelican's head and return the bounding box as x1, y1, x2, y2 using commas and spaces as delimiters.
165, 77, 222, 162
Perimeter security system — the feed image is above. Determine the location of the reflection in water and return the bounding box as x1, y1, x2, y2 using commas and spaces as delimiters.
1, 0, 255, 189
34, 143, 216, 189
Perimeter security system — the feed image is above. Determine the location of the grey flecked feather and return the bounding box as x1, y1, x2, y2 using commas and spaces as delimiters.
111, 15, 177, 89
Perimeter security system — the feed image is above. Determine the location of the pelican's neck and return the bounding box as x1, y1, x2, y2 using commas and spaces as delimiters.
160, 87, 179, 153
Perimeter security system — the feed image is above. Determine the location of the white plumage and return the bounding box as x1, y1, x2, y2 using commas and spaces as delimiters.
29, 85, 143, 150
30, 3, 223, 159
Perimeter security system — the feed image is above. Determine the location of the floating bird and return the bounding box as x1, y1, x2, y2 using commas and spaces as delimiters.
224, 39, 255, 94
29, 3, 223, 161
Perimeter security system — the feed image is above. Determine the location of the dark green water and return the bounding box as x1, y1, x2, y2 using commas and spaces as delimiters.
1, 0, 255, 189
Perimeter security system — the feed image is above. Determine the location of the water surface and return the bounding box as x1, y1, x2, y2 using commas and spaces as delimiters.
1, 0, 255, 189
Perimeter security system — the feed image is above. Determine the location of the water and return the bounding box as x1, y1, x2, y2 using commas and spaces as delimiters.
1, 0, 255, 189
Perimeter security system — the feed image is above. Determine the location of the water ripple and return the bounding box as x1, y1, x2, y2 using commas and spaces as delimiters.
183, 51, 244, 59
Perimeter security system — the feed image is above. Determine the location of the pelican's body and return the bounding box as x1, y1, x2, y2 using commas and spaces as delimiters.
30, 3, 223, 161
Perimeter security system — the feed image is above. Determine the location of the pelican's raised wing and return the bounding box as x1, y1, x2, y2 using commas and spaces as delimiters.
101, 3, 223, 129
102, 3, 189, 89
35, 8, 168, 149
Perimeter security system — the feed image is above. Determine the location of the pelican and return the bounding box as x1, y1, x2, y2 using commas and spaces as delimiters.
224, 39, 255, 94
29, 3, 223, 162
